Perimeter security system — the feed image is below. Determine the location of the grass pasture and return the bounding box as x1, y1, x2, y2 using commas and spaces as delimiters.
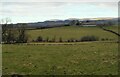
27, 26, 118, 42
103, 26, 119, 33
2, 26, 119, 75
2, 42, 118, 75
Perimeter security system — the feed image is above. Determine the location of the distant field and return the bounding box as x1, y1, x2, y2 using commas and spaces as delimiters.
103, 26, 119, 33
27, 26, 118, 42
2, 42, 118, 75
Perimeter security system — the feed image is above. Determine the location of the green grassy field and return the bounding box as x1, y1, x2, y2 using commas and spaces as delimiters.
27, 26, 118, 42
103, 26, 118, 33
2, 42, 118, 75
2, 26, 119, 75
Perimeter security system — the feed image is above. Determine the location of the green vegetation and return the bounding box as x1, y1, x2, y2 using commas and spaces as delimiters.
2, 42, 118, 75
103, 26, 118, 33
2, 26, 119, 75
80, 35, 99, 42
27, 26, 118, 42
2, 23, 28, 44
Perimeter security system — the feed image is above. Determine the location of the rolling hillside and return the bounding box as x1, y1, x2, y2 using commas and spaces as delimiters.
27, 26, 118, 42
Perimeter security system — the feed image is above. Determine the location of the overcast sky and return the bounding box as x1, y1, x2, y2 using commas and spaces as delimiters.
0, 0, 119, 23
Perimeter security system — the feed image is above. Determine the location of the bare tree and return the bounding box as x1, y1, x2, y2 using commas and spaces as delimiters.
16, 23, 28, 43
1, 18, 15, 43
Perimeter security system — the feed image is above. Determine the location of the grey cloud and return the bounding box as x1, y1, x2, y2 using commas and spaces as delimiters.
1, 2, 67, 8
0, 2, 66, 16
0, 2, 117, 17
93, 2, 117, 7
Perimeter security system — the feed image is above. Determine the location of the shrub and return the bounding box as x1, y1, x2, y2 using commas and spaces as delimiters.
75, 40, 80, 42
36, 36, 43, 42
70, 38, 74, 42
59, 37, 63, 42
105, 38, 109, 41
45, 37, 49, 42
67, 40, 70, 42
80, 36, 99, 42
67, 38, 75, 42
32, 39, 35, 42
51, 36, 56, 42
101, 38, 110, 41
101, 38, 105, 41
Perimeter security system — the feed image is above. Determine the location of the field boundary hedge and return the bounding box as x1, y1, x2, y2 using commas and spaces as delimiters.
4, 41, 117, 46
100, 27, 120, 37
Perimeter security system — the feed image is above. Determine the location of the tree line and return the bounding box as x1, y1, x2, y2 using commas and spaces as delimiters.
1, 18, 28, 44
33, 35, 100, 43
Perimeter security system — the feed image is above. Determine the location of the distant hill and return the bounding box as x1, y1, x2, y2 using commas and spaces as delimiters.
12, 17, 118, 28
